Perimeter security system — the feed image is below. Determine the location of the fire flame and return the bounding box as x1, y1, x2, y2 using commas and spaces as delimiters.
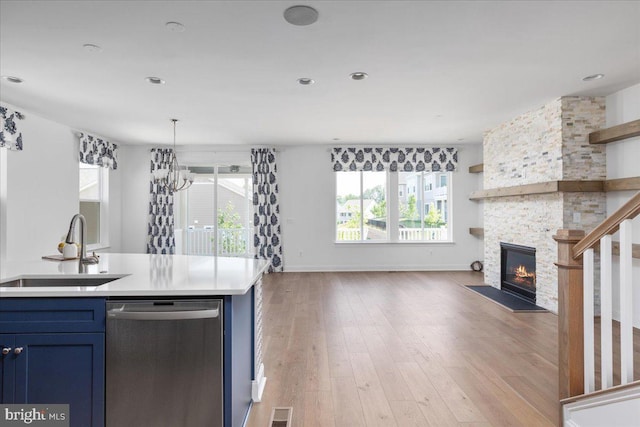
513, 265, 536, 285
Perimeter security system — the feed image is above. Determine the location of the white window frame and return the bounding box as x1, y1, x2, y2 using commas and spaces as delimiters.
335, 171, 453, 244
79, 164, 109, 251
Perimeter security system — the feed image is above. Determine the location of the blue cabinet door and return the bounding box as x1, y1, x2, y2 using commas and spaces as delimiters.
13, 333, 105, 427
0, 335, 16, 403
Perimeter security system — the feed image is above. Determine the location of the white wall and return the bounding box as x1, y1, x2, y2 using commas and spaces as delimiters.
605, 83, 640, 327
0, 102, 123, 268
1, 102, 80, 263
278, 144, 483, 271
118, 145, 150, 253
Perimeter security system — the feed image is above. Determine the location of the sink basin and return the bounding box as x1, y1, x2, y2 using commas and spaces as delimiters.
0, 277, 121, 288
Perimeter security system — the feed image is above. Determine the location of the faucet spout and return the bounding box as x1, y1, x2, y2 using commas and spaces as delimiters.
66, 214, 99, 270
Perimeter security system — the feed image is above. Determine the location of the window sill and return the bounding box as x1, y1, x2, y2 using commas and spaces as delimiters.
334, 240, 455, 245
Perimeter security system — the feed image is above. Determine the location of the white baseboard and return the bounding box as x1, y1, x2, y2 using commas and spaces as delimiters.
283, 264, 472, 272
252, 363, 267, 402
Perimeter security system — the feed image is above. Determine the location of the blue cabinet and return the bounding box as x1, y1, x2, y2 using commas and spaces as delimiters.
224, 290, 254, 427
0, 298, 105, 427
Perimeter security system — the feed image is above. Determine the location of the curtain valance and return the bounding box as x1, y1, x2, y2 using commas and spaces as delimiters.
0, 105, 24, 151
79, 133, 118, 169
331, 147, 458, 172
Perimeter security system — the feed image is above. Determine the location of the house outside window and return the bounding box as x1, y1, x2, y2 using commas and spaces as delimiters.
335, 171, 452, 242
79, 163, 109, 248
399, 172, 450, 241
335, 171, 387, 241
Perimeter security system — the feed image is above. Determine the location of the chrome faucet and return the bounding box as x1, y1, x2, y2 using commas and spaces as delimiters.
65, 214, 99, 271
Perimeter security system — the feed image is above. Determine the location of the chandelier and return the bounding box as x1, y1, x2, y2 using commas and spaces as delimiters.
152, 119, 194, 193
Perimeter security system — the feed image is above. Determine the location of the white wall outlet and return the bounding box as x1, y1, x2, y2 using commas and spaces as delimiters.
573, 212, 581, 223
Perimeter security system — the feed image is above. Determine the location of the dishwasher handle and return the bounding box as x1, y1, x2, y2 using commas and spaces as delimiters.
107, 307, 219, 321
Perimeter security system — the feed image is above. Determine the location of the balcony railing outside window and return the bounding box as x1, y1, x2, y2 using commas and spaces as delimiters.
181, 227, 250, 256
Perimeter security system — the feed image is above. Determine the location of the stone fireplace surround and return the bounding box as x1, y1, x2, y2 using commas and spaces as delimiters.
483, 97, 607, 313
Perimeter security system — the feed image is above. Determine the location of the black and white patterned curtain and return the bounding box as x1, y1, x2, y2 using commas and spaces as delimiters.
0, 105, 24, 151
331, 147, 458, 172
251, 148, 283, 273
79, 133, 118, 169
147, 148, 175, 254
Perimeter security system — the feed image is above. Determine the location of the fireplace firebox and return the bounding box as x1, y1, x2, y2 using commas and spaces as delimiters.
500, 243, 536, 303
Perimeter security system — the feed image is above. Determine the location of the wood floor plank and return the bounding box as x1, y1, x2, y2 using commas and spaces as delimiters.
349, 352, 398, 427
449, 363, 554, 427
331, 376, 367, 427
305, 331, 332, 392
397, 361, 460, 426
303, 391, 336, 427
246, 272, 559, 427
388, 401, 430, 427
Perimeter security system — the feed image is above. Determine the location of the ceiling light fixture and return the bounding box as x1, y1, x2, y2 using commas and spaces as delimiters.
152, 119, 194, 193
582, 73, 604, 82
297, 78, 315, 85
350, 72, 368, 81
146, 76, 165, 85
284, 5, 319, 26
1, 76, 23, 84
83, 43, 102, 52
165, 21, 186, 32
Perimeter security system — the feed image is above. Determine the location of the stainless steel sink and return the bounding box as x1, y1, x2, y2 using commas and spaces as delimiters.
0, 277, 122, 288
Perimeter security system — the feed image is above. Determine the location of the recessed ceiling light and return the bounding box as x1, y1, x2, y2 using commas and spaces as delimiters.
145, 76, 165, 85
350, 72, 368, 81
582, 73, 604, 81
297, 78, 315, 85
83, 43, 102, 52
165, 21, 186, 32
284, 5, 319, 26
1, 76, 23, 84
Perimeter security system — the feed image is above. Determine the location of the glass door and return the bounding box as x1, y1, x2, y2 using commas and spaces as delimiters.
175, 165, 253, 257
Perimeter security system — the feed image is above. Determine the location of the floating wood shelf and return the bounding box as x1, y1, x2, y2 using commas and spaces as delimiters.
604, 177, 640, 192
468, 163, 484, 173
469, 180, 604, 200
469, 227, 484, 237
470, 177, 640, 200
589, 119, 640, 145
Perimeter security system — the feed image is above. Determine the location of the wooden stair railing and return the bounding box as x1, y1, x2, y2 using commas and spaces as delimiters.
554, 191, 640, 401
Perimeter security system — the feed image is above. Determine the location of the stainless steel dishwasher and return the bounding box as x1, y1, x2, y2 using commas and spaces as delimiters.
106, 299, 223, 427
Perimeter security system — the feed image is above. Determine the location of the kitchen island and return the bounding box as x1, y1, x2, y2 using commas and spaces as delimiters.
0, 253, 269, 427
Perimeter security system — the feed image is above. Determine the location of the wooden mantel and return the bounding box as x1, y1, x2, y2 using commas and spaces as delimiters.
470, 180, 603, 200
470, 178, 640, 200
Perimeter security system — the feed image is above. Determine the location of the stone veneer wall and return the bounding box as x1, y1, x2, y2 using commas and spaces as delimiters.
483, 97, 606, 313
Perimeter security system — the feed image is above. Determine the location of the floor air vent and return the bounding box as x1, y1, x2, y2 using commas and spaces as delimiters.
269, 407, 293, 427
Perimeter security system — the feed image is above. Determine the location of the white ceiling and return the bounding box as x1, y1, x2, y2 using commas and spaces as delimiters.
1, 1, 639, 147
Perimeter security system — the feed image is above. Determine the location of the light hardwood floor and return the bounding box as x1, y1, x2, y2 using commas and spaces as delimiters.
247, 271, 559, 427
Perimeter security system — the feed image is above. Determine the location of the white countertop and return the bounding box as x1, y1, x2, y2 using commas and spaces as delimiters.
0, 253, 269, 297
